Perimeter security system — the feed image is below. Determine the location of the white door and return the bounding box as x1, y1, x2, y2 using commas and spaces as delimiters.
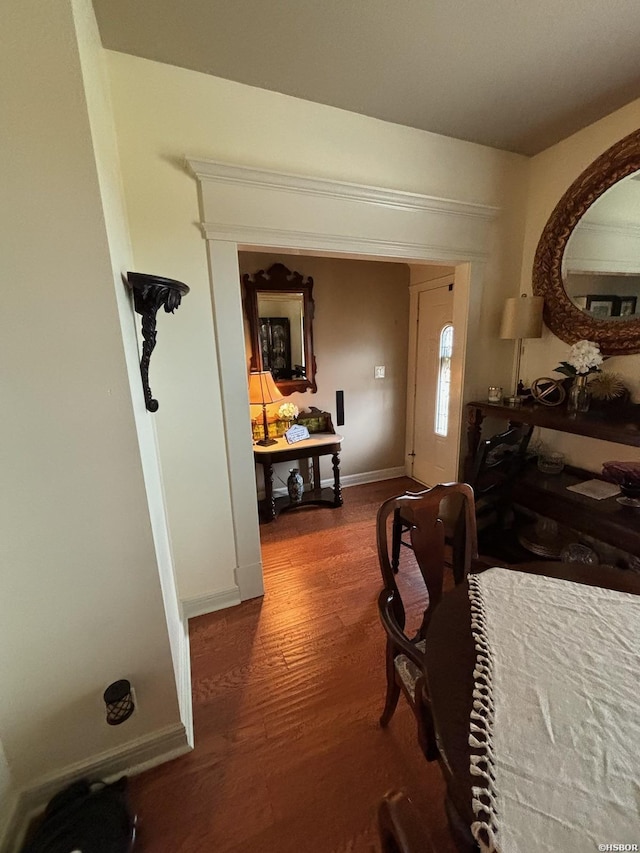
409, 283, 456, 486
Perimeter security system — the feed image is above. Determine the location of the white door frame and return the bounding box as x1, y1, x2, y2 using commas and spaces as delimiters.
187, 159, 498, 600
405, 267, 470, 484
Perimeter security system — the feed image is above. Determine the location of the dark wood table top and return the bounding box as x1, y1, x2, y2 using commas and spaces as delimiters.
425, 561, 640, 836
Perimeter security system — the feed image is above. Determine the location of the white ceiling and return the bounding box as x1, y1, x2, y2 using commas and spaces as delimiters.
92, 0, 640, 156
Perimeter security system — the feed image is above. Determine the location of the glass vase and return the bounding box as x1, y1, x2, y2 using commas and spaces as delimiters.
567, 374, 590, 414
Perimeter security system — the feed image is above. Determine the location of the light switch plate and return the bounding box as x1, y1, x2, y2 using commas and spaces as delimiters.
374, 365, 385, 379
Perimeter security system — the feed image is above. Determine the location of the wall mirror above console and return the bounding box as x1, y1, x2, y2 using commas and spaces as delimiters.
533, 128, 640, 355
242, 262, 317, 396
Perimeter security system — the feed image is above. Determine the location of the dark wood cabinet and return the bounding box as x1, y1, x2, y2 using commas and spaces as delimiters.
466, 400, 640, 459
466, 401, 640, 558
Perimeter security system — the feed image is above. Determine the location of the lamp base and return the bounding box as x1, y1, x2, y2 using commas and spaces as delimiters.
256, 437, 277, 446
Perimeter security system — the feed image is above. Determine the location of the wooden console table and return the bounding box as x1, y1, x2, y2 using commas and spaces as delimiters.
466, 400, 640, 557
253, 433, 343, 522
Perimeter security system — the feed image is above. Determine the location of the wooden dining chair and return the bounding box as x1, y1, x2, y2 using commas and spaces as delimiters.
377, 483, 477, 761
377, 790, 437, 853
391, 426, 533, 581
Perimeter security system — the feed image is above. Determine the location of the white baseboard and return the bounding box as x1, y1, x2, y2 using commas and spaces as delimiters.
258, 466, 406, 499
181, 585, 241, 619
338, 467, 406, 488
235, 560, 265, 602
3, 723, 191, 853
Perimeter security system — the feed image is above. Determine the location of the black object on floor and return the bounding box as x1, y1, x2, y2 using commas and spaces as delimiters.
21, 777, 136, 853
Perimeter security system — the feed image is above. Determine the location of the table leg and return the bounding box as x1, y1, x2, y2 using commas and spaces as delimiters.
264, 462, 276, 521
332, 452, 343, 506
311, 456, 320, 491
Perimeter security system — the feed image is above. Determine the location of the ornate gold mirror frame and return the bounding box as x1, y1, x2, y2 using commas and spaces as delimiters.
533, 128, 640, 355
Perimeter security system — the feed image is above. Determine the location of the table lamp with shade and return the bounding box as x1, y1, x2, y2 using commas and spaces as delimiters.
500, 293, 544, 405
249, 370, 282, 446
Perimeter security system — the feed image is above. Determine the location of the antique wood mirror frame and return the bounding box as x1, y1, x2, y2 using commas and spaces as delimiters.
242, 262, 317, 395
533, 127, 640, 355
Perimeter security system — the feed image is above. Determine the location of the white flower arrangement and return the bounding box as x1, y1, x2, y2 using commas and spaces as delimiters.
555, 340, 603, 377
278, 402, 299, 421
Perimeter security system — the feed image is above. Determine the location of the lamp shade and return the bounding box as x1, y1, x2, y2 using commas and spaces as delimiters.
248, 370, 282, 406
500, 294, 544, 340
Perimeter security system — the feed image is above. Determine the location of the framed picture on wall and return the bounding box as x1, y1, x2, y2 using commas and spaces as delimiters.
585, 295, 616, 318
617, 295, 637, 317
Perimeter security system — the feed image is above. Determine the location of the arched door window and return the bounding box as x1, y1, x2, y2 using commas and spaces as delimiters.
434, 324, 453, 437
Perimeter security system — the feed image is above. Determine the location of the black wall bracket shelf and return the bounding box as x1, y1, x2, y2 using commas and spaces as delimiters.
126, 271, 189, 412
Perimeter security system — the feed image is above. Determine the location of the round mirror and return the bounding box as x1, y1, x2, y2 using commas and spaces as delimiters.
533, 128, 640, 355
564, 172, 640, 320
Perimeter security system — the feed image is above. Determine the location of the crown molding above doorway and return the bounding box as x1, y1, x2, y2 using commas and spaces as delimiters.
187, 159, 500, 222
186, 158, 499, 606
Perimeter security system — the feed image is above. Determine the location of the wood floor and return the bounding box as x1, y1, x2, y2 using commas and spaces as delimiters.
128, 478, 458, 853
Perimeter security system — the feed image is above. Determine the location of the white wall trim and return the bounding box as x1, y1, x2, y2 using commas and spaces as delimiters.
181, 585, 242, 620
566, 257, 640, 274
200, 222, 489, 263
234, 560, 265, 601
178, 618, 194, 747
187, 159, 498, 611
565, 220, 640, 275
4, 724, 191, 853
579, 219, 640, 239
187, 159, 499, 221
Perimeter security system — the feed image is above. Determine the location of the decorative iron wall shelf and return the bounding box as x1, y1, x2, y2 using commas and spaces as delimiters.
126, 272, 189, 411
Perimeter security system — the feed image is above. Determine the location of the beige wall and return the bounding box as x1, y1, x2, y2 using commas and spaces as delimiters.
107, 50, 528, 602
73, 0, 189, 727
239, 253, 410, 483
0, 739, 14, 842
520, 99, 640, 470
1, 0, 182, 799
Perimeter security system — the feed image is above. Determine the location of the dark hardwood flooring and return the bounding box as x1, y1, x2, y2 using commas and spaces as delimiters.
128, 478, 458, 852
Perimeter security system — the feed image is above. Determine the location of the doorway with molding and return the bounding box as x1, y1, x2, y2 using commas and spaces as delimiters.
238, 251, 469, 553
188, 157, 494, 602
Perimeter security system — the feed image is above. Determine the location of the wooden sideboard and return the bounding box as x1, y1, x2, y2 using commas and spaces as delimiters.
466, 400, 640, 558
466, 399, 640, 459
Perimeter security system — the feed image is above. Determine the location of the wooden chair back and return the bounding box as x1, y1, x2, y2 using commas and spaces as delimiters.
377, 483, 477, 639
472, 426, 532, 504
467, 425, 533, 545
